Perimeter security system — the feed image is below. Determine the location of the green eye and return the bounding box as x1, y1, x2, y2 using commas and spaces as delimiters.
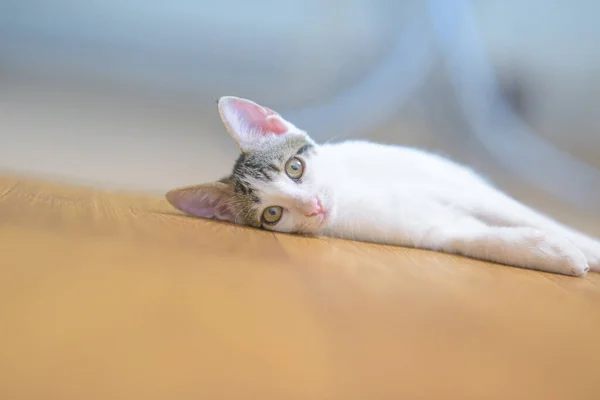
285, 157, 304, 180
262, 206, 283, 224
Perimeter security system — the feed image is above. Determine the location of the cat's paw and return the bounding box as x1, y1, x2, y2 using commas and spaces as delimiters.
525, 230, 589, 277
582, 251, 600, 272
564, 237, 600, 272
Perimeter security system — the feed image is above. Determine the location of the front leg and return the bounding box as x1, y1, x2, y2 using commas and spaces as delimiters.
420, 219, 589, 277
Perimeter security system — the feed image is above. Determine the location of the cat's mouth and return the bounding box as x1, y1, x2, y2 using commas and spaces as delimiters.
315, 203, 332, 227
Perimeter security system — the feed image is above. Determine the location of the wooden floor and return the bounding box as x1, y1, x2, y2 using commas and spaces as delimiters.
1, 174, 600, 400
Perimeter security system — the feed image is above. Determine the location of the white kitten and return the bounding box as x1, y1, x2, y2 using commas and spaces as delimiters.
167, 96, 600, 277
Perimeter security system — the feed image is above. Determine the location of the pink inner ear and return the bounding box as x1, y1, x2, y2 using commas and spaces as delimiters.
181, 205, 217, 219
231, 99, 288, 135
166, 186, 234, 222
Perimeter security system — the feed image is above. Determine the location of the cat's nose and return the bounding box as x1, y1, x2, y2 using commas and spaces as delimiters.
298, 197, 323, 217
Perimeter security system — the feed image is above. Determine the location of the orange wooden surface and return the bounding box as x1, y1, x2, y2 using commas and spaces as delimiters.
1, 175, 600, 399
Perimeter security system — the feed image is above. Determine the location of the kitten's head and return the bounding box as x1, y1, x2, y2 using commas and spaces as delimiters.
166, 96, 335, 234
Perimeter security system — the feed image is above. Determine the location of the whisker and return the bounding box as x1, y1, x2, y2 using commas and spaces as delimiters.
323, 135, 341, 145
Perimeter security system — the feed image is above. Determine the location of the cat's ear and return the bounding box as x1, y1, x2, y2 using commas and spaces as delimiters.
166, 179, 235, 222
217, 96, 298, 152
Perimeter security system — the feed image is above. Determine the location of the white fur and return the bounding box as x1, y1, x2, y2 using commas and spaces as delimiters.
310, 141, 599, 276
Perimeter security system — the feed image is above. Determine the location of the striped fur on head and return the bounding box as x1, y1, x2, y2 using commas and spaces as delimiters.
227, 136, 316, 227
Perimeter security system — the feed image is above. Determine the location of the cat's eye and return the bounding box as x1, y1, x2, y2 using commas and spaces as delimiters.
285, 157, 304, 180
262, 206, 283, 224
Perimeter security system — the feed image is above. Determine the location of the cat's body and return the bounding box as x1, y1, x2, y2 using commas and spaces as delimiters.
314, 140, 490, 243
167, 96, 600, 277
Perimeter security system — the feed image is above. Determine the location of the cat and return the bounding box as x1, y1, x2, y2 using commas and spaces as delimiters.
166, 96, 600, 277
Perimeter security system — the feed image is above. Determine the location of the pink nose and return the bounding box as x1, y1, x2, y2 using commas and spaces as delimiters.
300, 197, 323, 217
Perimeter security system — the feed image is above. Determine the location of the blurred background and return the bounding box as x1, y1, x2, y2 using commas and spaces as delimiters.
1, 0, 599, 234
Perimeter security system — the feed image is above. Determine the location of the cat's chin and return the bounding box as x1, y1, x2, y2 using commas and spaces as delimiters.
316, 214, 329, 229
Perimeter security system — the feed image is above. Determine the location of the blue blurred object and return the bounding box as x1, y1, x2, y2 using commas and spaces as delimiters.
0, 0, 598, 220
